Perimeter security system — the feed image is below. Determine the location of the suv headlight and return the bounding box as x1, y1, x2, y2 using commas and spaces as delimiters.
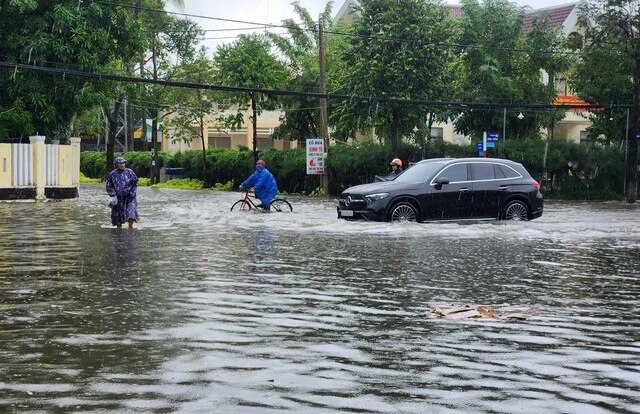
365, 192, 389, 202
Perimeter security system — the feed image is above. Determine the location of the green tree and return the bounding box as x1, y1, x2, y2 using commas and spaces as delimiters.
572, 0, 639, 202
125, 4, 202, 182
213, 34, 289, 162
163, 50, 218, 167
266, 1, 335, 141
455, 0, 568, 140
0, 0, 147, 139
330, 0, 457, 157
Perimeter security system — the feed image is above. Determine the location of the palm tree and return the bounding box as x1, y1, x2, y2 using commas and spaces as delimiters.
266, 1, 335, 141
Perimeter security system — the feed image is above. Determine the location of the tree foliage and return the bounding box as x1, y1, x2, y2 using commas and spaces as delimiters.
330, 0, 457, 157
213, 34, 289, 161
0, 0, 147, 139
454, 0, 569, 139
573, 0, 640, 202
266, 1, 336, 142
125, 4, 202, 181
163, 50, 218, 165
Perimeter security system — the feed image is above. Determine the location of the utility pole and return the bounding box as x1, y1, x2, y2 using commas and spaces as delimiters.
318, 17, 329, 198
502, 107, 506, 142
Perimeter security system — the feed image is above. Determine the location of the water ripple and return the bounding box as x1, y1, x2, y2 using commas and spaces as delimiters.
0, 185, 639, 412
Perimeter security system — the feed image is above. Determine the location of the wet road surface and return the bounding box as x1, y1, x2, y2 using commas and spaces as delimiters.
1, 185, 639, 413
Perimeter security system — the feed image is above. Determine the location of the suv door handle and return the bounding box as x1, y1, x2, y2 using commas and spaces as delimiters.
459, 188, 469, 192
498, 186, 508, 190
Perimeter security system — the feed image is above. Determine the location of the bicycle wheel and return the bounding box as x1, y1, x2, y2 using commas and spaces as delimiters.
230, 200, 252, 212
270, 198, 292, 212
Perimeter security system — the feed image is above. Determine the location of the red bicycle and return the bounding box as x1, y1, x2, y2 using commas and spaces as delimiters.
230, 189, 293, 212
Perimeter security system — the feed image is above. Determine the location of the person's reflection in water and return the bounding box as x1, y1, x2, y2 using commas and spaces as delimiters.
100, 229, 143, 333
109, 228, 140, 273
249, 227, 278, 276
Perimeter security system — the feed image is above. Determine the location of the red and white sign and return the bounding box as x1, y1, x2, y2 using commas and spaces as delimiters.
306, 138, 325, 175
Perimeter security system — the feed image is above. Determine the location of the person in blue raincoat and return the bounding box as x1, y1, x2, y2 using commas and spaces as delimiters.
239, 159, 278, 209
106, 156, 139, 229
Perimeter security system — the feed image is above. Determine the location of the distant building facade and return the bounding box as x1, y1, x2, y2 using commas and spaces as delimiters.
162, 105, 296, 154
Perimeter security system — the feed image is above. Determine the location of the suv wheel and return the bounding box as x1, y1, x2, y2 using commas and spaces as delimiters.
503, 200, 529, 221
389, 202, 418, 222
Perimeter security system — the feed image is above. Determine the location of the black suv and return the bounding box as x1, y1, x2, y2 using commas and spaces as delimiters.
337, 158, 543, 222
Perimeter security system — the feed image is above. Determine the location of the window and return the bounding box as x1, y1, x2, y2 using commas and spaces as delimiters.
257, 138, 274, 150
494, 164, 507, 179
471, 163, 495, 180
497, 164, 520, 179
555, 77, 568, 95
437, 163, 468, 182
567, 32, 583, 50
430, 127, 444, 139
208, 136, 231, 149
216, 99, 232, 111
580, 130, 590, 144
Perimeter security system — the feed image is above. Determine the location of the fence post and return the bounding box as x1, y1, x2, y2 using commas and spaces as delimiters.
29, 135, 46, 200
69, 137, 81, 186
0, 144, 10, 187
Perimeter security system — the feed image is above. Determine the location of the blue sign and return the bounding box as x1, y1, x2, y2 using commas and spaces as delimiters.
476, 141, 483, 151
486, 141, 496, 148
486, 132, 500, 142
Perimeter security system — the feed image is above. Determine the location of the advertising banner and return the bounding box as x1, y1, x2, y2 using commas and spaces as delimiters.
306, 138, 325, 175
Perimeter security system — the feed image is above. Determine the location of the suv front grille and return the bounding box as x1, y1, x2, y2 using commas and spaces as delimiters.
339, 194, 366, 208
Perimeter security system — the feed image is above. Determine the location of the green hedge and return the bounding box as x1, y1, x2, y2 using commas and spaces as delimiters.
493, 138, 625, 198
80, 151, 106, 179
80, 139, 628, 199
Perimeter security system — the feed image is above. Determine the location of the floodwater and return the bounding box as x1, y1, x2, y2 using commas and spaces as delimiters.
1, 184, 639, 413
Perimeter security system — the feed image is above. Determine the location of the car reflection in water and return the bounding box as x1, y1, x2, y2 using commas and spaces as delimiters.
337, 157, 543, 223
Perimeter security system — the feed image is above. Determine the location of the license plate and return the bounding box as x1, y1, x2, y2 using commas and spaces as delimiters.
341, 210, 354, 217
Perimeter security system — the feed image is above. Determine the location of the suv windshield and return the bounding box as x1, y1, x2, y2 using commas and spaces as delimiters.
394, 161, 448, 183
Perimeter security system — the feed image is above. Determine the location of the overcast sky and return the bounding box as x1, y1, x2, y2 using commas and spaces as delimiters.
168, 0, 579, 54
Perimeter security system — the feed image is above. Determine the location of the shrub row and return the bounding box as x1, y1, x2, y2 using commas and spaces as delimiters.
79, 151, 170, 179
80, 138, 628, 199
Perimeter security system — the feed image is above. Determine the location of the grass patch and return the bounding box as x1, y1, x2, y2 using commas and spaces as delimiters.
79, 172, 102, 183
138, 177, 151, 186
152, 178, 204, 190
213, 180, 234, 191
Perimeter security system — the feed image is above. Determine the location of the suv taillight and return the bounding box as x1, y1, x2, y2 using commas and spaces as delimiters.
532, 180, 541, 190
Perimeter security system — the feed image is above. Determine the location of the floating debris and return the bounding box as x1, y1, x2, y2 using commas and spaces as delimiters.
430, 304, 538, 320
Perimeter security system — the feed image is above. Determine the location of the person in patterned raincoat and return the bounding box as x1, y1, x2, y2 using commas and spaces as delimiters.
106, 157, 139, 229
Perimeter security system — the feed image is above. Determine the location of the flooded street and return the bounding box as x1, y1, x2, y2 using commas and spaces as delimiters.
1, 184, 639, 413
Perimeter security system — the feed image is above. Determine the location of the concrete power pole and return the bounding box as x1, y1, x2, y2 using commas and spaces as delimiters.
318, 18, 329, 198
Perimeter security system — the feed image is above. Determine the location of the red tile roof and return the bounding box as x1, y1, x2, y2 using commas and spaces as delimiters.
448, 5, 463, 18
555, 95, 589, 107
445, 2, 578, 33
523, 3, 578, 33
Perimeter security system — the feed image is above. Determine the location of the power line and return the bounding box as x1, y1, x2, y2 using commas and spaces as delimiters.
0, 60, 631, 110
204, 32, 290, 41
88, 0, 580, 56
90, 0, 284, 29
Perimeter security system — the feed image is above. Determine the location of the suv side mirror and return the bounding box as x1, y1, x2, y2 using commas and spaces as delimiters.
434, 176, 449, 190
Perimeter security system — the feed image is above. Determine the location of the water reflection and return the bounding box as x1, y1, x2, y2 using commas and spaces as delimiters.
0, 185, 639, 413
107, 228, 140, 274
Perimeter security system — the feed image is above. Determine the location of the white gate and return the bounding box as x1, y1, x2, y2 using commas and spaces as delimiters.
11, 144, 33, 186
45, 144, 59, 186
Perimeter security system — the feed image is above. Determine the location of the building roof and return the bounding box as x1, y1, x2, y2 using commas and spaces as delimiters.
448, 5, 463, 18
523, 3, 579, 34
334, 1, 580, 34
554, 94, 591, 109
